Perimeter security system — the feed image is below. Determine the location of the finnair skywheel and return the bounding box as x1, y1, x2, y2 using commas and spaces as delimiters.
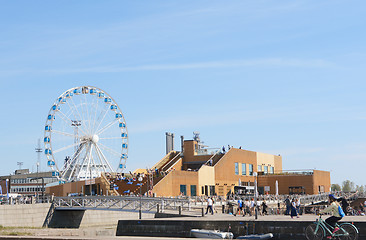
44, 86, 128, 182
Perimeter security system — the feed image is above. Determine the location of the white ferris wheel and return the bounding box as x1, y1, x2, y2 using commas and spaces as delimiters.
44, 86, 128, 182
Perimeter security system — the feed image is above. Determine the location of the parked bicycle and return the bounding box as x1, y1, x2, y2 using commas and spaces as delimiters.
305, 215, 358, 240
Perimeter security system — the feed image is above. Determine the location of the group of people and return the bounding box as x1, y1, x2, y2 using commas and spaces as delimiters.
234, 198, 260, 216
284, 196, 301, 218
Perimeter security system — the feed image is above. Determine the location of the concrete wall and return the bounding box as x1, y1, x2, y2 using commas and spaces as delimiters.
0, 203, 51, 227
49, 209, 155, 228
116, 219, 366, 239
0, 203, 154, 228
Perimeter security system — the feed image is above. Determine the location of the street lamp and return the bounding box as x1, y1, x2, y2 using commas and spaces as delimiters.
138, 174, 144, 219
253, 172, 258, 220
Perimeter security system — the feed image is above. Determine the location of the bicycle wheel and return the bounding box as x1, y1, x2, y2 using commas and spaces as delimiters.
338, 223, 358, 240
305, 223, 324, 240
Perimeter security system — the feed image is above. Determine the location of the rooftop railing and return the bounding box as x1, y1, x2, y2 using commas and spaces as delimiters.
195, 147, 222, 156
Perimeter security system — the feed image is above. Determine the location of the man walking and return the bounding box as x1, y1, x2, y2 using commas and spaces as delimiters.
205, 197, 214, 215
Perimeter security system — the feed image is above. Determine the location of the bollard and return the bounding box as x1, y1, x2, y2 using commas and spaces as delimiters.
179, 206, 182, 215
222, 205, 225, 213
157, 204, 160, 213
201, 207, 204, 217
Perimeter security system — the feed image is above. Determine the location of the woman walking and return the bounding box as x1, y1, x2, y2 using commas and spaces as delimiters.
290, 198, 299, 218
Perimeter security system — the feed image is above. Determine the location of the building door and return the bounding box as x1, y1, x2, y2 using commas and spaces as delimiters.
180, 185, 187, 195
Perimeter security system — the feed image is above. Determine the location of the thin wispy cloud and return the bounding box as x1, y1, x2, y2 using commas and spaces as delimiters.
37, 58, 332, 74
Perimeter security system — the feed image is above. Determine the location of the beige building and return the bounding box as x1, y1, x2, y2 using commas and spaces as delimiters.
46, 137, 331, 197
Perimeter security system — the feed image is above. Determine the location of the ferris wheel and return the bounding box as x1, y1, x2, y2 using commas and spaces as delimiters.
44, 86, 128, 182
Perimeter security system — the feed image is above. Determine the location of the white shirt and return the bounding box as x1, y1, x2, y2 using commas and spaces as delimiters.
207, 198, 213, 206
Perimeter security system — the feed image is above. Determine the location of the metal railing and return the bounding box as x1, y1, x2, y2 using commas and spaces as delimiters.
53, 196, 195, 213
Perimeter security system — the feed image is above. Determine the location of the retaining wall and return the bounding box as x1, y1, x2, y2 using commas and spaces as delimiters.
0, 203, 51, 227
116, 219, 366, 239
0, 203, 154, 228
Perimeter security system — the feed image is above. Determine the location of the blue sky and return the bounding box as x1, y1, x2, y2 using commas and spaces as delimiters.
0, 1, 365, 186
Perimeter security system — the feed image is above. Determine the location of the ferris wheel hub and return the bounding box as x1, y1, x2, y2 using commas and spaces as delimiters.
92, 134, 99, 143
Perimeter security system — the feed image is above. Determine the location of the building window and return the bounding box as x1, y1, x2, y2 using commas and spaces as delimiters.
264, 166, 268, 174
180, 185, 187, 195
258, 165, 262, 172
270, 167, 274, 174
234, 162, 239, 175
241, 163, 246, 175
190, 185, 197, 196
249, 164, 253, 176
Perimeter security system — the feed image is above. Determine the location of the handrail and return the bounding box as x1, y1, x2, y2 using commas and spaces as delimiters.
150, 151, 178, 171
162, 152, 181, 172
203, 148, 222, 166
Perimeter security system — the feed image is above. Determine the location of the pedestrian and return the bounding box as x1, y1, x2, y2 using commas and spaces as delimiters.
250, 198, 255, 216
205, 197, 214, 215
290, 199, 299, 218
244, 198, 251, 216
235, 198, 243, 216
296, 198, 301, 215
261, 200, 268, 215
284, 196, 291, 215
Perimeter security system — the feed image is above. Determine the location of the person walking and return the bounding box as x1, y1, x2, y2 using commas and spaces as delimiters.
244, 198, 251, 216
261, 200, 268, 215
236, 198, 243, 216
290, 199, 299, 218
285, 196, 291, 215
296, 198, 301, 215
205, 197, 214, 215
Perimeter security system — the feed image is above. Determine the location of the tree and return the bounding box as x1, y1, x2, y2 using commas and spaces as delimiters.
356, 185, 365, 193
342, 180, 355, 192
331, 184, 341, 191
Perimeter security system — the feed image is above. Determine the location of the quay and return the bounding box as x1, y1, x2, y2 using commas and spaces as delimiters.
1, 196, 366, 239
116, 213, 366, 239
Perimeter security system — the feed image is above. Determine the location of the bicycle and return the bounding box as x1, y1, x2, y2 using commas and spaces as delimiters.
305, 215, 359, 240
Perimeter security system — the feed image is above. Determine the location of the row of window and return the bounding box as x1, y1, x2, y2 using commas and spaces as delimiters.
234, 163, 254, 176
10, 187, 45, 193
257, 165, 275, 174
180, 184, 197, 196
234, 163, 274, 175
10, 177, 56, 184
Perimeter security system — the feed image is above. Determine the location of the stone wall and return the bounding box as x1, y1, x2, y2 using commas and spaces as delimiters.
0, 203, 51, 227
0, 203, 154, 228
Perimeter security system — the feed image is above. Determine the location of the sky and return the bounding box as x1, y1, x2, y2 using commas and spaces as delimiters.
0, 1, 365, 186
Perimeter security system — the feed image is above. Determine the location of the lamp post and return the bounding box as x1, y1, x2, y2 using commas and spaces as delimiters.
5, 179, 9, 200
138, 174, 144, 219
253, 172, 258, 220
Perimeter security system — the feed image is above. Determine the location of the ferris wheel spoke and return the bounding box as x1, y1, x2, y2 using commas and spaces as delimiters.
74, 144, 90, 180
68, 96, 88, 135
56, 110, 89, 137
93, 145, 108, 173
96, 119, 119, 136
99, 136, 123, 140
94, 104, 110, 135
66, 97, 83, 126
94, 143, 114, 172
53, 142, 80, 154
83, 93, 92, 135
52, 130, 75, 138
62, 143, 86, 180
97, 142, 122, 157
91, 94, 100, 136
